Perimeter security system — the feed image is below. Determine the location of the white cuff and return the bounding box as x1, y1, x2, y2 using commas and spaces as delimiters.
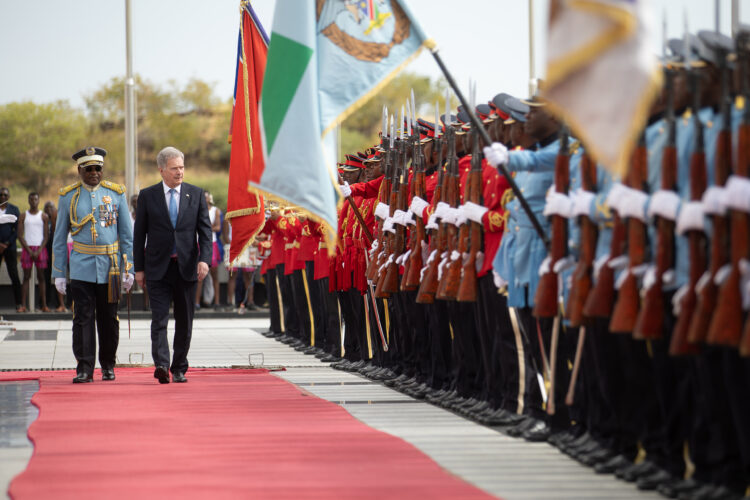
676, 201, 705, 235
462, 201, 488, 224
374, 202, 390, 220
618, 189, 648, 221
725, 175, 750, 213
409, 196, 430, 218
702, 186, 727, 215
571, 189, 595, 217
647, 190, 681, 221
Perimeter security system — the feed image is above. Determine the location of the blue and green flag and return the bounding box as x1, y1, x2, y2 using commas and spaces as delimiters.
255, 0, 430, 250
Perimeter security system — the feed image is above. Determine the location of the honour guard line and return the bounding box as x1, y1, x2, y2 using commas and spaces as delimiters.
254, 27, 750, 500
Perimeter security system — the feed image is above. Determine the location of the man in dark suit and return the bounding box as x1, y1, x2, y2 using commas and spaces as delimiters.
0, 187, 23, 312
133, 146, 212, 384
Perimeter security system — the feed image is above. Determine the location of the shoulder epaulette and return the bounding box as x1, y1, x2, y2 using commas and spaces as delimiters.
101, 180, 126, 194
58, 181, 82, 196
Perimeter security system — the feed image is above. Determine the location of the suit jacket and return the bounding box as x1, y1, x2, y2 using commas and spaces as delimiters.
133, 181, 212, 281
0, 203, 20, 249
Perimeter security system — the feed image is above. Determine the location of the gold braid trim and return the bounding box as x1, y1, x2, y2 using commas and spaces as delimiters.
69, 187, 97, 243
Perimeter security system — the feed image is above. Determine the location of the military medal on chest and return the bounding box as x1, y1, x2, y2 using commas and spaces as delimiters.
100, 195, 116, 227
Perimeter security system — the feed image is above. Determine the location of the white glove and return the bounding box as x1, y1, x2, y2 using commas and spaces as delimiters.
462, 201, 488, 224
340, 181, 352, 198
55, 278, 67, 295
483, 142, 509, 168
442, 207, 460, 226
425, 213, 439, 230
543, 191, 573, 218
605, 182, 629, 212
374, 202, 390, 220
538, 256, 552, 276
571, 189, 595, 217
393, 209, 409, 226
676, 201, 705, 235
725, 175, 750, 213
0, 214, 17, 224
702, 186, 727, 215
433, 201, 450, 220
647, 190, 681, 221
409, 196, 430, 218
492, 270, 508, 289
382, 217, 395, 234
454, 206, 468, 227
122, 273, 134, 292
618, 189, 648, 222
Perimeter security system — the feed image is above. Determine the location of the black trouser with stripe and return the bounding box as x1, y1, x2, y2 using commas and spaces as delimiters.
70, 280, 119, 375
264, 267, 283, 334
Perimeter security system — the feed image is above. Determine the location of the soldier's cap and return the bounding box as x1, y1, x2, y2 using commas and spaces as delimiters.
504, 97, 530, 124
338, 153, 366, 171
666, 36, 707, 68
475, 103, 494, 123
363, 149, 382, 164
440, 113, 458, 129
455, 109, 471, 133
416, 118, 440, 141
697, 30, 735, 67
520, 95, 546, 108
72, 147, 107, 167
489, 93, 513, 121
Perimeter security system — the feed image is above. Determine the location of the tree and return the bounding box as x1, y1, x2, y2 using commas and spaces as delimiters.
0, 101, 86, 192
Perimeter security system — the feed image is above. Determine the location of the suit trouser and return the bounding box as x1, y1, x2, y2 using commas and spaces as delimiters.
70, 279, 119, 375
147, 259, 196, 374
0, 246, 22, 306
264, 268, 283, 334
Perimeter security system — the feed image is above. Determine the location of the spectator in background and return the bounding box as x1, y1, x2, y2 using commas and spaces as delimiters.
221, 216, 258, 313
43, 201, 66, 311
18, 192, 49, 312
195, 191, 221, 309
0, 187, 23, 311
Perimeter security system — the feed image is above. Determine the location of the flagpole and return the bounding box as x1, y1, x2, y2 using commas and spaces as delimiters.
124, 0, 137, 200
426, 47, 550, 249
528, 0, 536, 97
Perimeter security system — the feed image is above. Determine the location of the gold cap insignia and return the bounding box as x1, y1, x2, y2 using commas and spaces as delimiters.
86, 147, 96, 156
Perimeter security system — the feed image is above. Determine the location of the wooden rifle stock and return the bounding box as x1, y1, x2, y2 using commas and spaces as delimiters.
688, 127, 732, 344
374, 171, 400, 298
583, 213, 626, 318
416, 138, 445, 304
610, 138, 648, 333
457, 134, 484, 302
436, 168, 463, 301
382, 175, 408, 295
566, 153, 598, 326
533, 131, 570, 318
633, 143, 677, 340
366, 176, 389, 282
710, 125, 750, 349
403, 144, 427, 291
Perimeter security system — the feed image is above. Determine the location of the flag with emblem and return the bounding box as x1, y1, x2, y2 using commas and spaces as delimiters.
226, 1, 268, 266
541, 0, 662, 176
254, 0, 430, 250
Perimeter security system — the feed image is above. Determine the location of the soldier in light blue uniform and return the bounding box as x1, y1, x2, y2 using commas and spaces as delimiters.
52, 147, 134, 383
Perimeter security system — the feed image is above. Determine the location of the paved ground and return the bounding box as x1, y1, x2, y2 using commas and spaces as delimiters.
0, 316, 661, 500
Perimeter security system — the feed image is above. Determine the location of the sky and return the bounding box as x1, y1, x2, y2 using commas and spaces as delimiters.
0, 0, 747, 113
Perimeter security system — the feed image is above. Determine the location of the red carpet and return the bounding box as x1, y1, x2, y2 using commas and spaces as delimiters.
1, 368, 494, 499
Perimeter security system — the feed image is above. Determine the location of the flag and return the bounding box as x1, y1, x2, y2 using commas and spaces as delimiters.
542, 0, 662, 176
254, 0, 430, 252
226, 1, 268, 266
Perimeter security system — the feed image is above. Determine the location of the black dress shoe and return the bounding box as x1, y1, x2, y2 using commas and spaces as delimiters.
101, 369, 115, 381
172, 372, 187, 383
506, 416, 538, 437
657, 478, 703, 498
154, 366, 170, 384
522, 420, 551, 442
72, 372, 93, 383
594, 454, 632, 474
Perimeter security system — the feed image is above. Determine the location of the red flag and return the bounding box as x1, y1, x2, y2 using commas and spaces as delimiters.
226, 2, 268, 265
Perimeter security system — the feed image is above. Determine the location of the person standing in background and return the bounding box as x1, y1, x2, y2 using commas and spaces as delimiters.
195, 191, 221, 309
18, 192, 49, 312
0, 187, 23, 312
43, 201, 66, 311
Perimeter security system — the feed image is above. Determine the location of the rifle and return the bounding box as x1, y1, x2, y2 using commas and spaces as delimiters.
435, 121, 464, 301
711, 30, 750, 350
609, 130, 650, 333
403, 96, 426, 291
374, 115, 399, 298
633, 65, 679, 341
533, 126, 570, 318
416, 110, 447, 304
457, 123, 483, 303
688, 42, 733, 345
380, 112, 409, 296
583, 208, 627, 318
670, 55, 707, 356
366, 109, 391, 282
566, 152, 598, 326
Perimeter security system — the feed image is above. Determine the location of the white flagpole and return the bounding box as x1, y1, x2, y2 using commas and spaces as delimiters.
124, 0, 137, 199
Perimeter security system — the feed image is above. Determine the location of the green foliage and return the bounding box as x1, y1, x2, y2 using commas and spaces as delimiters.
338, 71, 448, 160
0, 101, 86, 192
